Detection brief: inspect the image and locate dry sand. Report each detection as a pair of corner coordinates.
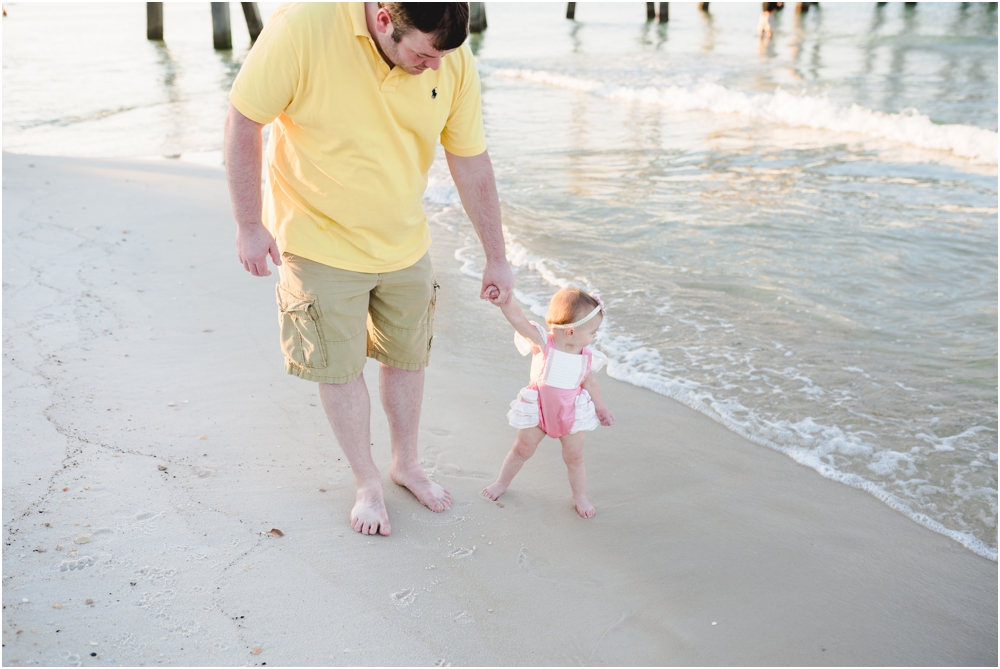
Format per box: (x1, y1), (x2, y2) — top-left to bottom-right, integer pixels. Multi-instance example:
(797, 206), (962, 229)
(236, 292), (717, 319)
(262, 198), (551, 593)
(2, 153), (996, 666)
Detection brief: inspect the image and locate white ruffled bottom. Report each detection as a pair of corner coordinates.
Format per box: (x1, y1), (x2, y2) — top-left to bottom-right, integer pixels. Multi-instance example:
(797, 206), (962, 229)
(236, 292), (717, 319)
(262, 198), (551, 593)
(570, 389), (600, 434)
(506, 387), (599, 435)
(507, 388), (540, 429)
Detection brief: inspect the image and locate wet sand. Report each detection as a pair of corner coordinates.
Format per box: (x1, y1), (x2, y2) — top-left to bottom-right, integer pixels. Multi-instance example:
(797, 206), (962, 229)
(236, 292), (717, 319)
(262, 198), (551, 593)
(2, 153), (996, 666)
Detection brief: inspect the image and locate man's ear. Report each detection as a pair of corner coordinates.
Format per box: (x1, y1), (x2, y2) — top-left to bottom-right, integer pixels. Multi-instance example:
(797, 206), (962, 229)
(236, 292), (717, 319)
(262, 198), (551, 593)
(375, 7), (392, 34)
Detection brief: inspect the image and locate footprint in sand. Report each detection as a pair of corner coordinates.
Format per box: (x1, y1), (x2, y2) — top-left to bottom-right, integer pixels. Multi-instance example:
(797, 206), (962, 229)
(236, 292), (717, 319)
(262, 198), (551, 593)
(517, 546), (531, 571)
(451, 611), (474, 625)
(390, 588), (417, 611)
(410, 512), (465, 526)
(57, 651), (82, 667)
(447, 547), (475, 559)
(57, 555), (95, 572)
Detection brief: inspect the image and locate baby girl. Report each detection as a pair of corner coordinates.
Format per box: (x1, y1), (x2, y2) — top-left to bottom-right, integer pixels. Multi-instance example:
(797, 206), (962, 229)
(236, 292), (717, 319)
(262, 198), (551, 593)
(482, 288), (615, 518)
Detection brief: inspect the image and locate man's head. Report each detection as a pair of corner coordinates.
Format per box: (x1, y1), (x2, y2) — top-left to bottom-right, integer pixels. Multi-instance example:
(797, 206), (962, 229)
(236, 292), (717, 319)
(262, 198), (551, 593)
(371, 3), (470, 75)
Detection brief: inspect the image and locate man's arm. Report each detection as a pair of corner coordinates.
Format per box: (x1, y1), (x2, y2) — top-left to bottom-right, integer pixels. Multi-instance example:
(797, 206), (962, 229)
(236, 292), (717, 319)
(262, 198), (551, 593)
(224, 103), (281, 277)
(445, 149), (514, 304)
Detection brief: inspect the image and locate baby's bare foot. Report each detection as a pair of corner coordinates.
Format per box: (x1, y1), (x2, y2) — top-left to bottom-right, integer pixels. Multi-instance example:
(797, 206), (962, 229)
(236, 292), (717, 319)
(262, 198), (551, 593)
(481, 481), (508, 501)
(574, 496), (595, 519)
(390, 465), (452, 512)
(351, 485), (391, 535)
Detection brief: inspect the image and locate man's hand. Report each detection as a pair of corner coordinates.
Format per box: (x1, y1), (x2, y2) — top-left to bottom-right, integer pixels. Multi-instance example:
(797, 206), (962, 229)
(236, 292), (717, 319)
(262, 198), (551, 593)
(237, 222), (282, 277)
(482, 259), (514, 304)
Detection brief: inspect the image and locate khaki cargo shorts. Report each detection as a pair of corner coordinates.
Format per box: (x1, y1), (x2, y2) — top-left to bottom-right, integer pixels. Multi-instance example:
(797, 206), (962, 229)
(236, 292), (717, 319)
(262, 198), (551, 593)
(275, 252), (438, 384)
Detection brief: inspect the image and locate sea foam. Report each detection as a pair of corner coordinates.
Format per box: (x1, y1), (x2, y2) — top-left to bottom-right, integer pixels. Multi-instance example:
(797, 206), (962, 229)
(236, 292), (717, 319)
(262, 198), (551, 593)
(491, 68), (998, 164)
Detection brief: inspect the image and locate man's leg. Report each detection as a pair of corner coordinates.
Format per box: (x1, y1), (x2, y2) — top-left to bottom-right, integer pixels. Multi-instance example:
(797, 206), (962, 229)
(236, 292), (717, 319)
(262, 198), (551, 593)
(381, 363), (452, 512)
(319, 375), (391, 536)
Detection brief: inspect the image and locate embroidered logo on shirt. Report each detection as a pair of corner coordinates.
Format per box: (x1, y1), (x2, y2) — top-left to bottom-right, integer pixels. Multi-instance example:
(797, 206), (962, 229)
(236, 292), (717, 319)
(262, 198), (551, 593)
(431, 88), (438, 99)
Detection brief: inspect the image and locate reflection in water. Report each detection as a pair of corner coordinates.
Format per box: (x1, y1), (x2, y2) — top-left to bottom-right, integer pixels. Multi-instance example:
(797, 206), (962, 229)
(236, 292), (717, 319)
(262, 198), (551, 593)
(653, 22), (668, 51)
(216, 48), (245, 94)
(469, 32), (484, 57)
(804, 7), (823, 81)
(569, 20), (583, 54)
(861, 4), (884, 78)
(153, 42), (183, 157)
(699, 9), (715, 53)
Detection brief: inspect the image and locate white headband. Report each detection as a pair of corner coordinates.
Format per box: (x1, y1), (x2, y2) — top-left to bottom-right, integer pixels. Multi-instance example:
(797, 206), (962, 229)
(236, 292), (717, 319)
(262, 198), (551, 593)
(550, 294), (605, 330)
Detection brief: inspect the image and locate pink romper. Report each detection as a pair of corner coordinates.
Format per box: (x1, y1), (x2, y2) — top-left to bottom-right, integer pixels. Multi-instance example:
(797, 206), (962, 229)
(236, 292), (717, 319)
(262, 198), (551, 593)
(507, 322), (608, 439)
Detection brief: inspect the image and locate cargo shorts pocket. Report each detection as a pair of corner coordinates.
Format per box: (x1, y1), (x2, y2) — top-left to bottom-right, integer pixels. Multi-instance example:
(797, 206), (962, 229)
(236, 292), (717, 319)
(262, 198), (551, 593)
(276, 283), (327, 370)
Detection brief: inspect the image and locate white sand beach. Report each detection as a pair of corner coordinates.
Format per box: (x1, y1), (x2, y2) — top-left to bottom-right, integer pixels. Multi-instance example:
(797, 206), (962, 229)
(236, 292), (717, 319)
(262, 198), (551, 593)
(2, 153), (996, 666)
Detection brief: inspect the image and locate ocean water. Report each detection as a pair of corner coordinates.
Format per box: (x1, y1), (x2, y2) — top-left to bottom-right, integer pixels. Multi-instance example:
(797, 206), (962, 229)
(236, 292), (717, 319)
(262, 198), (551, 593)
(3, 2), (997, 559)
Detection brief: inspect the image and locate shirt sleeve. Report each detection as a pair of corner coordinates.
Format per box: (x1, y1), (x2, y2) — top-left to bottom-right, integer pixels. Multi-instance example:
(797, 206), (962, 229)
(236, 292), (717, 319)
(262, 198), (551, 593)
(229, 12), (299, 124)
(439, 44), (487, 157)
(590, 349), (609, 374)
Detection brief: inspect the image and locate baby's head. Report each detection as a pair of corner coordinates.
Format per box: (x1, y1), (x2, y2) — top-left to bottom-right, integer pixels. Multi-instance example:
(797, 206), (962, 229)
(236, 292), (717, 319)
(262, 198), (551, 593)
(546, 288), (604, 346)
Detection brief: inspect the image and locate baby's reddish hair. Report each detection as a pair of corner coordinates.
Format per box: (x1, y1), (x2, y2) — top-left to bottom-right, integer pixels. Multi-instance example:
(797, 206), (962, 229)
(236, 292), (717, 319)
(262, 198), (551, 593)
(546, 288), (600, 326)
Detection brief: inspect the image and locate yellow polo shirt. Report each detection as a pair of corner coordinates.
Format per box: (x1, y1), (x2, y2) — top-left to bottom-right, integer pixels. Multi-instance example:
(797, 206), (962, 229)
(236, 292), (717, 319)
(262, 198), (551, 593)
(230, 2), (486, 273)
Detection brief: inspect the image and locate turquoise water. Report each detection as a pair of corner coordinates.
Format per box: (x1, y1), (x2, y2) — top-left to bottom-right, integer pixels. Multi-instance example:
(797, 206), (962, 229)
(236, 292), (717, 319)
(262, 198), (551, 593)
(3, 2), (997, 559)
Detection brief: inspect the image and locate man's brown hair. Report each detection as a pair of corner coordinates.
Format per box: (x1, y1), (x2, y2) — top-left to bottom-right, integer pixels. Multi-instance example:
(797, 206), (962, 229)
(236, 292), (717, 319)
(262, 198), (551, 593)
(546, 288), (600, 326)
(382, 3), (470, 51)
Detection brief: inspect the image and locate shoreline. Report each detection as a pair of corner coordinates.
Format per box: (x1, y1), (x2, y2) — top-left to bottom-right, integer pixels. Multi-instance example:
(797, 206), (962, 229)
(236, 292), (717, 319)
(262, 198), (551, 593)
(3, 153), (996, 666)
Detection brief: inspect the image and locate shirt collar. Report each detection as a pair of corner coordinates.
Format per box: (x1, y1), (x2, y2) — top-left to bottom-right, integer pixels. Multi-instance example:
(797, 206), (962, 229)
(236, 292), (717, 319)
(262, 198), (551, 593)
(350, 2), (372, 39)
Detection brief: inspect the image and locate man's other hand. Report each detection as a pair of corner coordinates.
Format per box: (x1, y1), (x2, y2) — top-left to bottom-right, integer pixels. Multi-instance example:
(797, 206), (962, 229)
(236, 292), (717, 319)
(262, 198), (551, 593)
(237, 222), (282, 277)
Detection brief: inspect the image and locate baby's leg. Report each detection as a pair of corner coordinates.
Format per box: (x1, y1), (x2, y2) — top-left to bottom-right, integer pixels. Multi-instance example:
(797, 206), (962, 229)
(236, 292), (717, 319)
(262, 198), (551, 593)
(560, 432), (594, 518)
(482, 427), (545, 501)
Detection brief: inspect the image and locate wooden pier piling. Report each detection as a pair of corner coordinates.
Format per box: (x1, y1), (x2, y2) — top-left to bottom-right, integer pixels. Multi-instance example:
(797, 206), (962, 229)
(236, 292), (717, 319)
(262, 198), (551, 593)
(146, 2), (163, 41)
(211, 2), (232, 50)
(698, 2), (710, 12)
(660, 3), (670, 22)
(241, 2), (263, 42)
(566, 2), (576, 20)
(145, 2), (263, 47)
(469, 2), (487, 32)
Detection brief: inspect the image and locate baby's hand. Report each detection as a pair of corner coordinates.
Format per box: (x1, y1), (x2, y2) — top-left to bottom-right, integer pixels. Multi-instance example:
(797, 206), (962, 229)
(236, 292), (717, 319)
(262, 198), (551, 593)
(485, 284), (501, 303)
(597, 408), (615, 427)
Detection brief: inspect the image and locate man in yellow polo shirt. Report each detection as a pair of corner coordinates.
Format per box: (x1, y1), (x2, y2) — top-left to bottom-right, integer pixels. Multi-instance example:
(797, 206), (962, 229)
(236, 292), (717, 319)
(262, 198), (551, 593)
(224, 3), (513, 537)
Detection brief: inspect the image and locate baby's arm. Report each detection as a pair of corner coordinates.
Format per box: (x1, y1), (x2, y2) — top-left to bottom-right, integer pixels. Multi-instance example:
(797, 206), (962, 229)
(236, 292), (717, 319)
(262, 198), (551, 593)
(583, 372), (615, 426)
(494, 296), (545, 351)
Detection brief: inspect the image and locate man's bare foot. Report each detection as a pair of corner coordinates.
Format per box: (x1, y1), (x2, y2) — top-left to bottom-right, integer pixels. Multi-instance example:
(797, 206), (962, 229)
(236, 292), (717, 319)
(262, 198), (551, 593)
(351, 485), (391, 535)
(481, 481), (508, 501)
(574, 496), (595, 519)
(390, 465), (452, 512)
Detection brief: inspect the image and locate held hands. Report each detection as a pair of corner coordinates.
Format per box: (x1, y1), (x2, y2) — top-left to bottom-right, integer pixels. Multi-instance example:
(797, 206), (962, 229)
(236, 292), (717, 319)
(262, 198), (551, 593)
(597, 408), (615, 427)
(481, 259), (514, 305)
(237, 222), (282, 277)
